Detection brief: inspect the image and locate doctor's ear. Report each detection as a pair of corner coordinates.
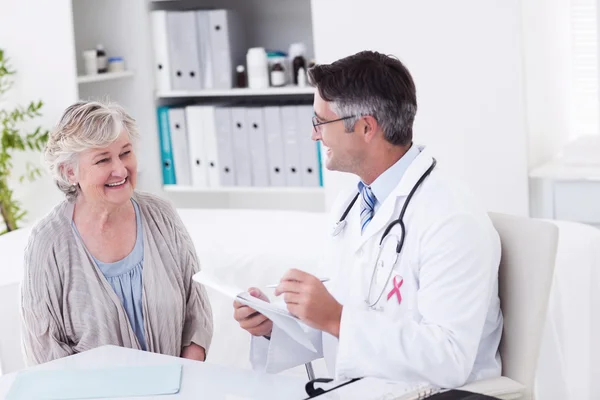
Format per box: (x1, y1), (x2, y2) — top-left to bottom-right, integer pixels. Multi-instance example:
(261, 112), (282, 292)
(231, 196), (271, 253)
(359, 115), (379, 143)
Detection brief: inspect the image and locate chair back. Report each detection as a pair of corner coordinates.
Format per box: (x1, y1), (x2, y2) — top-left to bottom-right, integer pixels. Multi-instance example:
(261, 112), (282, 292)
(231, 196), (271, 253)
(489, 212), (559, 400)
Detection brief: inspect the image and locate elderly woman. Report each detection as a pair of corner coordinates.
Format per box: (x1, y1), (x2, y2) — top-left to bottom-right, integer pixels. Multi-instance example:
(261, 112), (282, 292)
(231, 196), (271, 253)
(21, 100), (213, 365)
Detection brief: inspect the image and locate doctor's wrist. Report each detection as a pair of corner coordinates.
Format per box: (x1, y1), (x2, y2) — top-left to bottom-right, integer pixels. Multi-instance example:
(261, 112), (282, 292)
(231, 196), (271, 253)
(326, 304), (343, 338)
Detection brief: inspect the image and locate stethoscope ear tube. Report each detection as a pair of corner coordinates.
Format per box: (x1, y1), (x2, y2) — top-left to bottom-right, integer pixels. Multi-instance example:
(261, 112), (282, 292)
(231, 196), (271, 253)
(380, 158), (437, 249)
(332, 157), (437, 243)
(330, 193), (359, 237)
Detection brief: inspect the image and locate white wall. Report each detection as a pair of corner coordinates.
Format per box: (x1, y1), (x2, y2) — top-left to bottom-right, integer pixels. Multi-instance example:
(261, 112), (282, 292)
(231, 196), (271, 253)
(0, 0), (578, 221)
(0, 0), (78, 371)
(312, 0), (531, 216)
(72, 0), (165, 197)
(522, 0), (573, 169)
(0, 0), (78, 226)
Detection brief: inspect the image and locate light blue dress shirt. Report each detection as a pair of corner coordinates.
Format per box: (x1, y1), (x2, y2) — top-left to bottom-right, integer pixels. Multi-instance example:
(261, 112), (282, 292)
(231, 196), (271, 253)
(357, 143), (421, 214)
(72, 199), (147, 351)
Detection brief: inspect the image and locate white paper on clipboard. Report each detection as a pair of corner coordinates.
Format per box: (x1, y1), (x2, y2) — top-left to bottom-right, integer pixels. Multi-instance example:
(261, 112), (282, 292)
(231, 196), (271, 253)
(193, 271), (316, 352)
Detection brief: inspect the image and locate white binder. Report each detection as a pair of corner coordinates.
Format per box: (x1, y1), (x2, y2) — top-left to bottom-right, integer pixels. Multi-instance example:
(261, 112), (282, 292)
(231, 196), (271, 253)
(195, 10), (213, 89)
(207, 10), (244, 89)
(263, 106), (286, 186)
(213, 107), (236, 186)
(281, 105), (302, 186)
(296, 105), (321, 187)
(150, 11), (172, 92)
(230, 107), (253, 186)
(245, 107), (270, 187)
(200, 106), (225, 187)
(167, 108), (191, 186)
(184, 106), (209, 187)
(166, 11), (202, 91)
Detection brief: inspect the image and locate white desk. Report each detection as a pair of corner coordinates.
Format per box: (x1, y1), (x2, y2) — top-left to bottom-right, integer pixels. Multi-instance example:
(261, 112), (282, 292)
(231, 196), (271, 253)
(0, 345), (309, 399)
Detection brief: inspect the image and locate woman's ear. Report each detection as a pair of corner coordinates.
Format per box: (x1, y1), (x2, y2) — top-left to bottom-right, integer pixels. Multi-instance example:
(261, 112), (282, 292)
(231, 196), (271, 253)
(61, 164), (77, 185)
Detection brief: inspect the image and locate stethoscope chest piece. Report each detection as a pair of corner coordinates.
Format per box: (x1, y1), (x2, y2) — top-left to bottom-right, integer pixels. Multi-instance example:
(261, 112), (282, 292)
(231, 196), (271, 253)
(331, 220), (347, 237)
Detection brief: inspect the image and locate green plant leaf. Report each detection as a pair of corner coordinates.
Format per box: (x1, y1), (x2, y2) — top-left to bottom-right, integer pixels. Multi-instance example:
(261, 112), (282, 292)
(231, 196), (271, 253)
(0, 48), (47, 235)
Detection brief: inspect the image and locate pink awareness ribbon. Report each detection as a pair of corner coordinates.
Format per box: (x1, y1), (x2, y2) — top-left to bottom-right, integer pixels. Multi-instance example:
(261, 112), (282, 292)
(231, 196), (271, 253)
(387, 276), (403, 304)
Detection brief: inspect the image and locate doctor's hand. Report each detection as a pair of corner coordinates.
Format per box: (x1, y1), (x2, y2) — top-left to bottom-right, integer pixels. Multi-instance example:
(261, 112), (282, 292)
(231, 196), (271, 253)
(275, 269), (342, 338)
(233, 288), (273, 338)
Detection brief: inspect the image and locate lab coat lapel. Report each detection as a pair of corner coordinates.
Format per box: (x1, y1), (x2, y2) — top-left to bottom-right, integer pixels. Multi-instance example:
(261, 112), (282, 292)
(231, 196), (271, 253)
(351, 150), (435, 254)
(333, 188), (363, 256)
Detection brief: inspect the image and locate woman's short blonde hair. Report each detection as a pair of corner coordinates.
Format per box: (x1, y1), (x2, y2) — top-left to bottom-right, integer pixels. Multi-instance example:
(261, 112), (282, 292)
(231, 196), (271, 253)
(44, 100), (140, 201)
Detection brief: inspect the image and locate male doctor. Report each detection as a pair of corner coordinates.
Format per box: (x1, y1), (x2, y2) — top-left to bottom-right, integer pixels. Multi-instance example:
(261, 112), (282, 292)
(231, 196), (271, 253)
(233, 50), (503, 389)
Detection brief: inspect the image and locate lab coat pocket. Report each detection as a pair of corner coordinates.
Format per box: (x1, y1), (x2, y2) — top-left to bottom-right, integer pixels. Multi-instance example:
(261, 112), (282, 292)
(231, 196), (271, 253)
(381, 259), (419, 314)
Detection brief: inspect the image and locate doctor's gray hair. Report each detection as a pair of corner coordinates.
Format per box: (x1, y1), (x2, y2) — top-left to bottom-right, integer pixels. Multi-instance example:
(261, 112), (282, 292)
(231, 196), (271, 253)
(43, 100), (140, 201)
(307, 51), (417, 146)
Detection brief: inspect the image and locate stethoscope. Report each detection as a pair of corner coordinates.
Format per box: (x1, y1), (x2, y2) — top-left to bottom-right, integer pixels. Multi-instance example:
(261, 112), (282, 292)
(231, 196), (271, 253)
(331, 158), (437, 310)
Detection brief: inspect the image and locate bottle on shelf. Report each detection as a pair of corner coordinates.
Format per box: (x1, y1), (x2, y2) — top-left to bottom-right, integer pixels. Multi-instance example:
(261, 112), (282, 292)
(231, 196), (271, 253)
(246, 47), (269, 89)
(288, 43), (307, 85)
(236, 65), (247, 88)
(267, 51), (288, 87)
(83, 49), (98, 76)
(270, 62), (286, 87)
(108, 57), (126, 73)
(96, 44), (108, 73)
(297, 67), (307, 87)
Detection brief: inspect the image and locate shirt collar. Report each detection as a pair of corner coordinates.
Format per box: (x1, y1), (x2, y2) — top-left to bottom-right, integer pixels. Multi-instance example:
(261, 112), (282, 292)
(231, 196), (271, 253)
(358, 143), (421, 206)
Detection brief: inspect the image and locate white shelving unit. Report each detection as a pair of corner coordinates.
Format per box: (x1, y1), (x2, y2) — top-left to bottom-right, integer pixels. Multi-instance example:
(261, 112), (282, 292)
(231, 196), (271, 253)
(149, 0), (324, 212)
(70, 0), (156, 190)
(68, 0), (325, 213)
(77, 71), (134, 84)
(163, 185), (324, 194)
(156, 86), (315, 99)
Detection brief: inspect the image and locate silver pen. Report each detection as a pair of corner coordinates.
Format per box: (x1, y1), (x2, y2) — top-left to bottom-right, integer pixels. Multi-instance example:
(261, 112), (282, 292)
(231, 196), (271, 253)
(265, 278), (330, 289)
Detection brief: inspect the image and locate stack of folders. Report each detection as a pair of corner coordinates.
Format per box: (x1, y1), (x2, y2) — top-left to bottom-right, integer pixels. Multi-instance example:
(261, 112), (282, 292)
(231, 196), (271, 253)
(156, 104), (323, 188)
(151, 9), (244, 91)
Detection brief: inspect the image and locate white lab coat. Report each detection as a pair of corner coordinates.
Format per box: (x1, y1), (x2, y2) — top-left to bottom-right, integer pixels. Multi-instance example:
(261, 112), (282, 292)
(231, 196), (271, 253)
(250, 146), (503, 389)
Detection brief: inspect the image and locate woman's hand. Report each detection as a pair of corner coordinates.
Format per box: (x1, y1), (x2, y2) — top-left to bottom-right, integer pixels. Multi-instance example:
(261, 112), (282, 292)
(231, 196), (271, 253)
(181, 342), (206, 361)
(233, 287), (273, 337)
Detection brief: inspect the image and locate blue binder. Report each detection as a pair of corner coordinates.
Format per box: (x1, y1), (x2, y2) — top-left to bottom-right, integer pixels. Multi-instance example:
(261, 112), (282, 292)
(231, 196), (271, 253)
(157, 106), (177, 185)
(316, 141), (324, 187)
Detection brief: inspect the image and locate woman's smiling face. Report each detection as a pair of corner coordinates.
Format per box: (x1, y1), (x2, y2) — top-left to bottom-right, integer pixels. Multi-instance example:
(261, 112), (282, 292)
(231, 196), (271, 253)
(74, 130), (138, 207)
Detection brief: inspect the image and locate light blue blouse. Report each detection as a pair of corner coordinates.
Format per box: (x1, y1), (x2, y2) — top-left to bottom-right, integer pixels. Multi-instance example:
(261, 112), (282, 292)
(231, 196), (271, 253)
(72, 199), (147, 351)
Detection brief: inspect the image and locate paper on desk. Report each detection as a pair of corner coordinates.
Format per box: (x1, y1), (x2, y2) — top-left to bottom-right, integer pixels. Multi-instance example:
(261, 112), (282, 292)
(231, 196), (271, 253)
(5, 364), (182, 400)
(193, 271), (316, 352)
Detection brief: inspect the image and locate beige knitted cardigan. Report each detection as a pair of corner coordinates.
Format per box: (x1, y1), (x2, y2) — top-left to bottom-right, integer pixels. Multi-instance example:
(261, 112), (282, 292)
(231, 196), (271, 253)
(20, 191), (213, 365)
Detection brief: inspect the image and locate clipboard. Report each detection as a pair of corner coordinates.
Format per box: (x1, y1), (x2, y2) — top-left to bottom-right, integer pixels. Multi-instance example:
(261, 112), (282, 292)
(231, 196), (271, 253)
(193, 271), (318, 352)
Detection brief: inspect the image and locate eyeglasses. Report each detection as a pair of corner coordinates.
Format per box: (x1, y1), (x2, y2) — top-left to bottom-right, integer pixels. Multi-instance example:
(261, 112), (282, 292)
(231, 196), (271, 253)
(312, 115), (355, 133)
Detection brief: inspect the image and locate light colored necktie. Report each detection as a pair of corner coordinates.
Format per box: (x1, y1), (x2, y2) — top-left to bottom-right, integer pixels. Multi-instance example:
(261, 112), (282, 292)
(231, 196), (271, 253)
(360, 185), (376, 234)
